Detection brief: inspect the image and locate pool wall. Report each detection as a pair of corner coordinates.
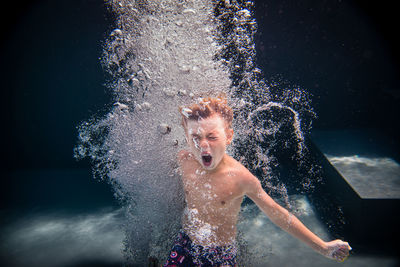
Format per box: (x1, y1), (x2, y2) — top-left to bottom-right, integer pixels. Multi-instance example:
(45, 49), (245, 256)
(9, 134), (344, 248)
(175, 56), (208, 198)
(306, 138), (400, 256)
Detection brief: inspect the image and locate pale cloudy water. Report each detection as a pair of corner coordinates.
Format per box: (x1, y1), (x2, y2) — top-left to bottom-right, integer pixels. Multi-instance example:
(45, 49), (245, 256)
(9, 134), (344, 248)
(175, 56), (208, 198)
(2, 0), (399, 266)
(1, 209), (125, 267)
(238, 196), (399, 267)
(2, 197), (398, 267)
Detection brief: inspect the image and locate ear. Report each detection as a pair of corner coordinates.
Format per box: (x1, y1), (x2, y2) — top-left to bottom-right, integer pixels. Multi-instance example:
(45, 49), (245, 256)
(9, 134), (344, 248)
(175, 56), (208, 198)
(226, 128), (234, 145)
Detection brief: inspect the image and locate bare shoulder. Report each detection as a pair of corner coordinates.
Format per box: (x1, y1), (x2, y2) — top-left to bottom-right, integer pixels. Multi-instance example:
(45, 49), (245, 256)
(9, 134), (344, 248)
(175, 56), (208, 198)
(227, 156), (262, 194)
(227, 157), (260, 182)
(177, 149), (190, 161)
(177, 149), (196, 168)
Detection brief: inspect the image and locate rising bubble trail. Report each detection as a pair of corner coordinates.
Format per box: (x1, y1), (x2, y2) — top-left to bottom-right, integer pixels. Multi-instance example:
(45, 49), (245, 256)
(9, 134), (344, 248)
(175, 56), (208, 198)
(74, 0), (316, 265)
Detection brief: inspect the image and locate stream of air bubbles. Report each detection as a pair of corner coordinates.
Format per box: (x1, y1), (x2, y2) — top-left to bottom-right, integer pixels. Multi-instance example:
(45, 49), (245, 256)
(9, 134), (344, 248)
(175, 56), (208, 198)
(75, 0), (316, 264)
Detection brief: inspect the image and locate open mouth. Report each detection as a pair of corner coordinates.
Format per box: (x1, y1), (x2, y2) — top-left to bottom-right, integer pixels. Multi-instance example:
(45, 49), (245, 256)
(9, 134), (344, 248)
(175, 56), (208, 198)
(201, 154), (213, 167)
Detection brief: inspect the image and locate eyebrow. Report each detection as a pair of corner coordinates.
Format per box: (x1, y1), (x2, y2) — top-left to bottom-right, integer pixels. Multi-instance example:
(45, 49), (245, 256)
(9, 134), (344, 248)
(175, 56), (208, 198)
(190, 132), (217, 137)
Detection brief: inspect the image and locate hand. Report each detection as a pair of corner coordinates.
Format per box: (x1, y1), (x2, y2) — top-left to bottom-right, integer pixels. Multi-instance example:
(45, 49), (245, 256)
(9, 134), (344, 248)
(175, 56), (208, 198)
(323, 239), (352, 262)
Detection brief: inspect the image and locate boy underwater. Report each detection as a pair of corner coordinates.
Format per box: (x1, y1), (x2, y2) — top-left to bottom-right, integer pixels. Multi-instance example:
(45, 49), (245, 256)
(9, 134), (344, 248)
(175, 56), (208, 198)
(164, 96), (351, 266)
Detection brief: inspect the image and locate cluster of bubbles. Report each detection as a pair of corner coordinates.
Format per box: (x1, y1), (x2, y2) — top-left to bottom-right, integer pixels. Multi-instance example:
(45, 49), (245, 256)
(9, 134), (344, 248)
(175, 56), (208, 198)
(74, 0), (317, 265)
(210, 0), (317, 198)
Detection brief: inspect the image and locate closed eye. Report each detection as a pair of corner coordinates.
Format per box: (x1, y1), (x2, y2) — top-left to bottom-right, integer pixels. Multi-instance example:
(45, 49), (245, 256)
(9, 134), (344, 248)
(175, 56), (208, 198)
(191, 135), (201, 142)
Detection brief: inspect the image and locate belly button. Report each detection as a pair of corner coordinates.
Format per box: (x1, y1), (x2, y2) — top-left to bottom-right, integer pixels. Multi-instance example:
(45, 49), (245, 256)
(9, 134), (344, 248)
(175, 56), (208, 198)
(221, 201), (225, 205)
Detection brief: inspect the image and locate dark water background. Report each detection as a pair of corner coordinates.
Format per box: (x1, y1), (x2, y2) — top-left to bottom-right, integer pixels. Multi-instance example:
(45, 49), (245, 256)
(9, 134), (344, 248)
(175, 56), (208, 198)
(2, 0), (117, 213)
(1, 0), (399, 265)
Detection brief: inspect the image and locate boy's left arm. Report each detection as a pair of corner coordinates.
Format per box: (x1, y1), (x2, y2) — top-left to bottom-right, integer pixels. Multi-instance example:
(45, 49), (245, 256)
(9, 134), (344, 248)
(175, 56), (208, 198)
(243, 171), (351, 262)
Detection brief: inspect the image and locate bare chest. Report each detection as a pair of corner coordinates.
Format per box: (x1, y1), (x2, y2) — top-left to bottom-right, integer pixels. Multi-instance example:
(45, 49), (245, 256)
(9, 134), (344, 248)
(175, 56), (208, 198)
(183, 172), (242, 209)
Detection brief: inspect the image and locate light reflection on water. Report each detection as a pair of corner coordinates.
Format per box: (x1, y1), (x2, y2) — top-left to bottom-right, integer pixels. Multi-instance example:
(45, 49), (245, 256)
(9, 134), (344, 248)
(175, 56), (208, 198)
(2, 197), (398, 267)
(1, 209), (124, 267)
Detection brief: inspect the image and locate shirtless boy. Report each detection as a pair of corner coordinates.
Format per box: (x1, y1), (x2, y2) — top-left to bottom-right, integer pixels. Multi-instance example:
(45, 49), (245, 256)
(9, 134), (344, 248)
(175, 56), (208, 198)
(164, 96), (351, 266)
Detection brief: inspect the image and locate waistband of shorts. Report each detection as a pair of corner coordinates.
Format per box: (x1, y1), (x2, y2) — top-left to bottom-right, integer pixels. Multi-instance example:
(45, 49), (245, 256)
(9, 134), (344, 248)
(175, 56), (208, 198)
(178, 230), (237, 251)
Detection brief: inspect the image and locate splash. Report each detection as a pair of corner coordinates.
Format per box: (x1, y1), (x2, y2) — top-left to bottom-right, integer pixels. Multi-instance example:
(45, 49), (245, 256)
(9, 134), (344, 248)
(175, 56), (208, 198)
(248, 102), (305, 155)
(74, 0), (316, 265)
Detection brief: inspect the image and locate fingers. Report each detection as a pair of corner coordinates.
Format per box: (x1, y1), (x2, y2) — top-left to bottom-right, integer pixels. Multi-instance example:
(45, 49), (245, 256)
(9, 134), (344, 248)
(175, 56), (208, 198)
(341, 241), (352, 250)
(336, 240), (352, 253)
(334, 243), (352, 262)
(332, 250), (348, 262)
(334, 249), (348, 258)
(335, 255), (348, 263)
(327, 240), (352, 262)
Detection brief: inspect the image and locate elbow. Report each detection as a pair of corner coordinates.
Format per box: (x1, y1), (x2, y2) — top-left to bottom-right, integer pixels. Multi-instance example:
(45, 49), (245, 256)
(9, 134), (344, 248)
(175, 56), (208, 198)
(267, 204), (293, 230)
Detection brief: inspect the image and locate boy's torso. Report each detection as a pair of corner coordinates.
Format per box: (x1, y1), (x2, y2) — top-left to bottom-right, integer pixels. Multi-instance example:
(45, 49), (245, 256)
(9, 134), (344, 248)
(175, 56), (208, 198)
(179, 151), (247, 246)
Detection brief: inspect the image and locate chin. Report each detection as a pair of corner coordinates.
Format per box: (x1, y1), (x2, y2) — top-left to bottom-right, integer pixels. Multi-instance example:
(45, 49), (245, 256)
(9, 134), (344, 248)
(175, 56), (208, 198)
(203, 164), (215, 170)
(204, 159), (221, 171)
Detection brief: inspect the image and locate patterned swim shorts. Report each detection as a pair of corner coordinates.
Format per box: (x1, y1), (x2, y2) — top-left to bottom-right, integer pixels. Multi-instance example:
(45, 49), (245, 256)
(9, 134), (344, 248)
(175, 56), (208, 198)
(163, 230), (238, 267)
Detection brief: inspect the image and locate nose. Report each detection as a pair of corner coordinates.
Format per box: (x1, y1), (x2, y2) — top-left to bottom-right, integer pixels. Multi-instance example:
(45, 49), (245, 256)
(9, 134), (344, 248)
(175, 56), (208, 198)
(199, 138), (209, 151)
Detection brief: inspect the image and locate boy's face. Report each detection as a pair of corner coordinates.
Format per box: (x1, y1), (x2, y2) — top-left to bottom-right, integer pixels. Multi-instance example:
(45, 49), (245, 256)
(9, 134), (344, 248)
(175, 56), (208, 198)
(185, 114), (233, 171)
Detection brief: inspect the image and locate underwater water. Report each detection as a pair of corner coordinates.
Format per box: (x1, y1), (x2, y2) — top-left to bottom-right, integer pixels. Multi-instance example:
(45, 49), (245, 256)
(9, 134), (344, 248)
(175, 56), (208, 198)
(73, 0), (317, 264)
(2, 0), (399, 266)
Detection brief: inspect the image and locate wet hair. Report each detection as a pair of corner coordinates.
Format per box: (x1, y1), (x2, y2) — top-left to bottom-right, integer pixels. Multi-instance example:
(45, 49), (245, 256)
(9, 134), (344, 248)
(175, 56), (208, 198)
(179, 94), (233, 129)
